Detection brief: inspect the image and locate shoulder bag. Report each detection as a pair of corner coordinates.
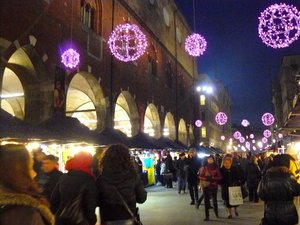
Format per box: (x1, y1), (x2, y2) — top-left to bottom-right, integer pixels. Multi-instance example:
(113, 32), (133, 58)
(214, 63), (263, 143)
(58, 184), (89, 225)
(103, 186), (143, 225)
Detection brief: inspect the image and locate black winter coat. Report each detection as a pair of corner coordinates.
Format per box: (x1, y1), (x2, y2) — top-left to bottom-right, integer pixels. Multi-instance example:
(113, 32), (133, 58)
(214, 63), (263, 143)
(96, 170), (147, 222)
(186, 156), (201, 185)
(258, 166), (300, 225)
(50, 170), (97, 225)
(42, 169), (63, 201)
(245, 163), (261, 188)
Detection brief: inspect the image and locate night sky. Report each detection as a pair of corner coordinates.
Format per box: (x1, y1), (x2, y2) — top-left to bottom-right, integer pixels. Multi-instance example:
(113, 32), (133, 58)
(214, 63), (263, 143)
(174, 0), (300, 127)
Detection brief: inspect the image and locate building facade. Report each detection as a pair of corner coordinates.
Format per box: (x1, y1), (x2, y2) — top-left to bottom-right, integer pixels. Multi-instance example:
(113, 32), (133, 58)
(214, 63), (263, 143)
(196, 74), (231, 150)
(0, 0), (202, 145)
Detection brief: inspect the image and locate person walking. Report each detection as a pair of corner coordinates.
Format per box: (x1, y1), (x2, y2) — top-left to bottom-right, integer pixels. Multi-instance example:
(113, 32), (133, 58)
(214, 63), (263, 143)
(50, 151), (97, 225)
(0, 144), (54, 225)
(41, 155), (63, 202)
(245, 155), (261, 203)
(186, 149), (201, 205)
(219, 155), (244, 219)
(258, 154), (300, 225)
(177, 153), (187, 194)
(199, 155), (222, 221)
(96, 144), (147, 224)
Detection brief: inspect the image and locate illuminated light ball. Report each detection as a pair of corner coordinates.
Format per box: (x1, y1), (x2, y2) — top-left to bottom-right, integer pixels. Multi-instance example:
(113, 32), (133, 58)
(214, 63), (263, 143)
(245, 141), (251, 149)
(184, 33), (207, 57)
(258, 3), (300, 49)
(263, 129), (272, 138)
(239, 137), (245, 143)
(262, 137), (268, 144)
(215, 112), (228, 125)
(253, 146), (257, 151)
(278, 133), (283, 139)
(221, 135), (226, 141)
(241, 119), (250, 127)
(252, 140), (256, 144)
(108, 23), (148, 62)
(250, 134), (254, 139)
(261, 113), (275, 126)
(233, 131), (242, 139)
(195, 119), (203, 128)
(61, 48), (80, 69)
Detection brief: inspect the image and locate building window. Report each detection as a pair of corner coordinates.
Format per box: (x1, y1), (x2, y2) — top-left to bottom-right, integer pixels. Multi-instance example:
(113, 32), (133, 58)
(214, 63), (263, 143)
(200, 95), (205, 105)
(80, 0), (95, 30)
(201, 127), (206, 138)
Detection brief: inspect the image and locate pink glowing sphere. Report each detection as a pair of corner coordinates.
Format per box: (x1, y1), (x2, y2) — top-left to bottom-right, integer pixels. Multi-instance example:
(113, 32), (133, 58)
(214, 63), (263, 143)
(184, 33), (207, 57)
(250, 134), (254, 139)
(278, 133), (283, 139)
(239, 137), (245, 143)
(61, 48), (80, 69)
(108, 23), (148, 62)
(261, 113), (275, 126)
(241, 119), (250, 127)
(258, 3), (300, 49)
(215, 112), (228, 125)
(233, 131), (242, 139)
(195, 119), (203, 128)
(245, 141), (251, 149)
(262, 137), (268, 144)
(221, 135), (225, 141)
(263, 129), (272, 138)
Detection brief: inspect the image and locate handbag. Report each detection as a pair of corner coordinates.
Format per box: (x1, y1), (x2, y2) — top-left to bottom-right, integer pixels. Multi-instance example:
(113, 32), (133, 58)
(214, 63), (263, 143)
(228, 186), (243, 206)
(105, 186), (143, 225)
(58, 184), (89, 225)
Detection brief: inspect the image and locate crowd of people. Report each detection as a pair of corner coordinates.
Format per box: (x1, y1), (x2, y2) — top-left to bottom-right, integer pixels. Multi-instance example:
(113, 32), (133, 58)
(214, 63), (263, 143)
(0, 144), (147, 225)
(155, 149), (300, 224)
(2, 143), (300, 225)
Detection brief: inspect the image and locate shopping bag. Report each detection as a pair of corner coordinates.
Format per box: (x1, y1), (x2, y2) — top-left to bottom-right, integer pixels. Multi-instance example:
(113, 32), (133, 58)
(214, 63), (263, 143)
(228, 186), (243, 206)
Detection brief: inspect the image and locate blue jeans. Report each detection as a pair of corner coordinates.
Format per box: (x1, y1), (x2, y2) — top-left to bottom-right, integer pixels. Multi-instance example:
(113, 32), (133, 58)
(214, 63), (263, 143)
(178, 176), (186, 193)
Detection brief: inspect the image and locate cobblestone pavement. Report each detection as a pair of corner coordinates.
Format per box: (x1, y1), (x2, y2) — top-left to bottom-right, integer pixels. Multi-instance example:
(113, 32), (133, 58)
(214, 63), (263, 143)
(138, 185), (266, 225)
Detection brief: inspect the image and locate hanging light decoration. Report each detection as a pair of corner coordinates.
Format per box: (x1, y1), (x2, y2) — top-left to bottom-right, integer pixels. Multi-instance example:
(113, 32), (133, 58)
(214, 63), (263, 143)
(263, 129), (272, 138)
(249, 134), (254, 139)
(195, 119), (203, 128)
(108, 23), (148, 62)
(184, 33), (207, 56)
(261, 113), (275, 126)
(233, 131), (242, 139)
(258, 3), (300, 48)
(221, 135), (225, 141)
(61, 48), (80, 69)
(278, 133), (283, 139)
(215, 112), (228, 125)
(245, 141), (251, 149)
(262, 137), (268, 144)
(241, 119), (250, 127)
(239, 137), (245, 143)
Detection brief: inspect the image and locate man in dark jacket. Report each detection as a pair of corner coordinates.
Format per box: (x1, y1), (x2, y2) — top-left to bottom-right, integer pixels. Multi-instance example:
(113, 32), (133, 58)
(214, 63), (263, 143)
(186, 149), (201, 205)
(41, 155), (63, 201)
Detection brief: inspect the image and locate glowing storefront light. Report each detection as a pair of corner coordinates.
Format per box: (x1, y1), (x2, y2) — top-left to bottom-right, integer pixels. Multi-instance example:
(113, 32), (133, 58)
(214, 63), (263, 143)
(108, 23), (148, 62)
(258, 3), (300, 48)
(184, 33), (207, 56)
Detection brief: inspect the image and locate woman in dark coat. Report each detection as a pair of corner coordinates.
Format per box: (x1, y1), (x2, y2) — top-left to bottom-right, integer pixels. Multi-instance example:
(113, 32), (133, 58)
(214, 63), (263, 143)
(245, 155), (261, 202)
(0, 144), (54, 225)
(220, 155), (244, 219)
(199, 155), (222, 221)
(258, 154), (300, 225)
(51, 151), (97, 225)
(96, 144), (147, 224)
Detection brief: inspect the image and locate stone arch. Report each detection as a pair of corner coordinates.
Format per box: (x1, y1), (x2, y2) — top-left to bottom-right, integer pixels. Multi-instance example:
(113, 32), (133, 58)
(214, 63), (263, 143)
(144, 103), (161, 139)
(178, 118), (187, 145)
(1, 44), (51, 123)
(163, 112), (176, 140)
(114, 91), (139, 137)
(66, 71), (106, 130)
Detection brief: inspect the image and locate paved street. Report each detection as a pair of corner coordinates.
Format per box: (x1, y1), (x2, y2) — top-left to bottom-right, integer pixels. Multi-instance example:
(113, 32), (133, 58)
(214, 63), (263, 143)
(138, 185), (270, 225)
